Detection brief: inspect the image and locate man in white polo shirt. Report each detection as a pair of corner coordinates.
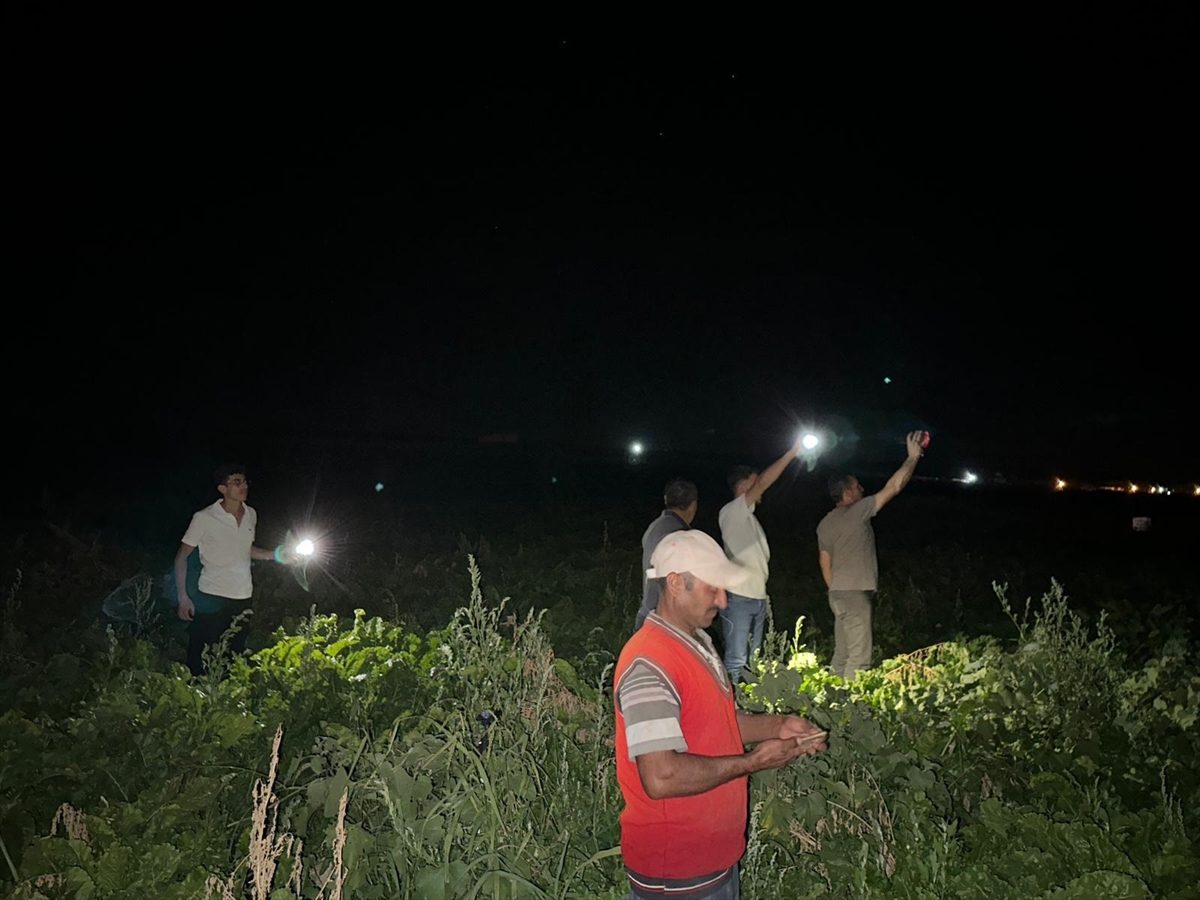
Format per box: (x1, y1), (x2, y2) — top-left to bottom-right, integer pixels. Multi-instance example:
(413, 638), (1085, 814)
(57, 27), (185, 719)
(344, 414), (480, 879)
(174, 464), (281, 675)
(717, 436), (805, 683)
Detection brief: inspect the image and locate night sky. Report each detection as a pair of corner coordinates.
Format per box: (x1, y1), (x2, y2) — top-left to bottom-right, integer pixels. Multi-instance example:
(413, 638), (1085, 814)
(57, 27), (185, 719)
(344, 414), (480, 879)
(8, 10), (1196, 508)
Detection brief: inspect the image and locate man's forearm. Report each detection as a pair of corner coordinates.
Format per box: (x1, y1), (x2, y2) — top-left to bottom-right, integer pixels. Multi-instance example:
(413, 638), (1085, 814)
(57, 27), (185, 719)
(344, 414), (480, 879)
(174, 556), (190, 601)
(820, 558), (832, 589)
(250, 545), (276, 562)
(640, 751), (755, 799)
(885, 455), (920, 495)
(757, 444), (800, 494)
(737, 712), (784, 744)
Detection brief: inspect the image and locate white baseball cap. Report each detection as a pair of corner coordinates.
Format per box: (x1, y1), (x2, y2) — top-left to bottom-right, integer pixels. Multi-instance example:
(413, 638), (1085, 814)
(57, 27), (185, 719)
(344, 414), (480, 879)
(647, 530), (750, 591)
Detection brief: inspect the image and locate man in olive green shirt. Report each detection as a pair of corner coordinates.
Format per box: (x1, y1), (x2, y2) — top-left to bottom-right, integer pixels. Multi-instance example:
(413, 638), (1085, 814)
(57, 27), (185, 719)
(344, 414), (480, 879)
(817, 432), (924, 679)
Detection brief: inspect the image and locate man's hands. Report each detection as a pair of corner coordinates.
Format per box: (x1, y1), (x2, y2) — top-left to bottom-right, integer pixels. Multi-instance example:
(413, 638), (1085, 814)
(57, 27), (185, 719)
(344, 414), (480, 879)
(636, 713), (829, 799)
(779, 715), (828, 754)
(177, 594), (195, 621)
(905, 430), (925, 460)
(744, 715), (828, 772)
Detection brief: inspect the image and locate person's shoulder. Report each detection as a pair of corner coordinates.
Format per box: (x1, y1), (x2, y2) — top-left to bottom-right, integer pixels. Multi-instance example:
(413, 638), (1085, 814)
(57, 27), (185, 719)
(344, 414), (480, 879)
(718, 496), (745, 519)
(193, 501), (220, 520)
(642, 512), (669, 542)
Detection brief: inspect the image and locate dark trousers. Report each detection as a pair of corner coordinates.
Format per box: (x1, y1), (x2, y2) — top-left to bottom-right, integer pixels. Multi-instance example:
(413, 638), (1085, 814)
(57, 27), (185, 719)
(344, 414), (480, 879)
(186, 598), (251, 676)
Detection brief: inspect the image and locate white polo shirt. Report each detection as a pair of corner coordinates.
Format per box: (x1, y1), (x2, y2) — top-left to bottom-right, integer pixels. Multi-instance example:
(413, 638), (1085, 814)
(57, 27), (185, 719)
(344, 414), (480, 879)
(718, 495), (770, 600)
(182, 500), (258, 600)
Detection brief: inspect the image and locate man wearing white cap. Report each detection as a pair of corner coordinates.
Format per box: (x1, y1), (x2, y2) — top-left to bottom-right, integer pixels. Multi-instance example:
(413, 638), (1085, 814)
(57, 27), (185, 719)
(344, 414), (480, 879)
(614, 530), (827, 900)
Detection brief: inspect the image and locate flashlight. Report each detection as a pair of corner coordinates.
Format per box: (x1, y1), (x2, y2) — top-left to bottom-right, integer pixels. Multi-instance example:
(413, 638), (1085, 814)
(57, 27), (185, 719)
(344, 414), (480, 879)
(296, 539), (316, 557)
(801, 433), (819, 450)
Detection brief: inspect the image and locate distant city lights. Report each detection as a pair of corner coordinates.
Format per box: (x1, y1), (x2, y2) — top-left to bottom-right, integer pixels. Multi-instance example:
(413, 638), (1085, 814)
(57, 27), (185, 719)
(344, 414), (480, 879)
(613, 429), (1194, 498)
(1050, 479), (1196, 496)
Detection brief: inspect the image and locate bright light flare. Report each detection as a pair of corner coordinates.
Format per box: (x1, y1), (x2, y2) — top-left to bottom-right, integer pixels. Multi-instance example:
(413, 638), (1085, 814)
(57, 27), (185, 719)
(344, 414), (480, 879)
(963, 471), (979, 485)
(801, 433), (819, 451)
(1194, 485), (1200, 497)
(1054, 478), (1067, 491)
(1129, 483), (1139, 494)
(629, 441), (644, 456)
(296, 539), (316, 557)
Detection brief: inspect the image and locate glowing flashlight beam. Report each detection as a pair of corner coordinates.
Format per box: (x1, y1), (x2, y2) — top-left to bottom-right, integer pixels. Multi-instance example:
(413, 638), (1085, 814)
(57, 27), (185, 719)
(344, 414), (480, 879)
(801, 433), (819, 450)
(296, 539), (316, 557)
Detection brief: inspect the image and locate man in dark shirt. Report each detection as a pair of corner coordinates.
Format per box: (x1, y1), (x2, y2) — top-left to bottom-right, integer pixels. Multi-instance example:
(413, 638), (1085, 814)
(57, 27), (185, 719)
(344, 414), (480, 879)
(635, 478), (698, 631)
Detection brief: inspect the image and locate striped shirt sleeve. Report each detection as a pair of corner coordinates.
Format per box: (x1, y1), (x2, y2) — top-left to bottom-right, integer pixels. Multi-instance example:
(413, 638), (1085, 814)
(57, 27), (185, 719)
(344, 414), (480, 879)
(617, 658), (687, 760)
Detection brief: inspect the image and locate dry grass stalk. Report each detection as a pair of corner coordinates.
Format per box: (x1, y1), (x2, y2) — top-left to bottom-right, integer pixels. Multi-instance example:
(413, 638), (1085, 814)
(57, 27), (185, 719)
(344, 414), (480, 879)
(795, 730), (828, 747)
(50, 803), (89, 844)
(203, 874), (238, 900)
(330, 787), (348, 900)
(290, 838), (305, 896)
(248, 724), (296, 900)
(788, 819), (821, 853)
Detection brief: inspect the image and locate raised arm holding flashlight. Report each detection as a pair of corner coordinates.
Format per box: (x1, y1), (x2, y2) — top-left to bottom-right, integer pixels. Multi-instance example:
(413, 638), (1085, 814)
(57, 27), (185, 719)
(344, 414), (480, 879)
(817, 430), (926, 679)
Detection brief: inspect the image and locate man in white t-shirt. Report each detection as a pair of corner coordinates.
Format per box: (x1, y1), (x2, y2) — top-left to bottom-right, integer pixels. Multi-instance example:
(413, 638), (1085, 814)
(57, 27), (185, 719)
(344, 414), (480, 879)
(717, 437), (804, 682)
(174, 464), (283, 675)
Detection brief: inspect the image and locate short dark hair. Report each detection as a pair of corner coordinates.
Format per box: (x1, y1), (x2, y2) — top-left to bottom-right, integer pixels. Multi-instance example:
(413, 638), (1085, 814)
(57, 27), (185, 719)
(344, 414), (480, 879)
(727, 466), (758, 494)
(828, 475), (855, 502)
(663, 478), (698, 510)
(214, 463), (248, 487)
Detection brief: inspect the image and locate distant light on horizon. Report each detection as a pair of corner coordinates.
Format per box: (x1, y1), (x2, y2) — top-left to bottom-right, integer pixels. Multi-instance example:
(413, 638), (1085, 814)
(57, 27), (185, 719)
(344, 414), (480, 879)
(374, 482), (384, 493)
(630, 441), (644, 456)
(1129, 483), (1139, 494)
(883, 376), (892, 384)
(1055, 478), (1067, 491)
(963, 471), (979, 485)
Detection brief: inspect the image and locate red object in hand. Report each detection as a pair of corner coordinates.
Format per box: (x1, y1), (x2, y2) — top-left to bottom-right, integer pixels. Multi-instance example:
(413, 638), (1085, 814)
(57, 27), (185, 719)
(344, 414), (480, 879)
(920, 431), (931, 449)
